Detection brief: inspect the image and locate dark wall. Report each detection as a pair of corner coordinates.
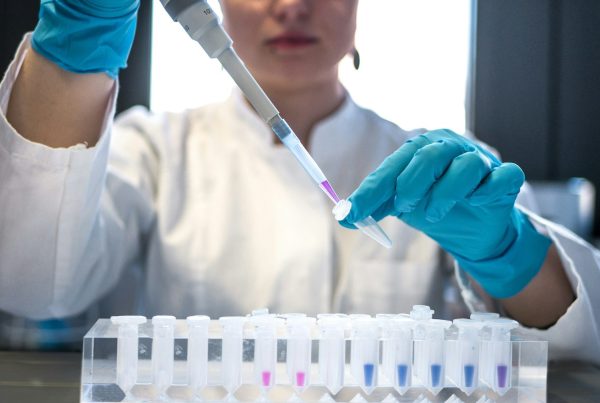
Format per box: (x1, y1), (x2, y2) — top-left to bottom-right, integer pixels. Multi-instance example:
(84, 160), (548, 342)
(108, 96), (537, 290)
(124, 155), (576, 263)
(0, 0), (152, 114)
(474, 0), (600, 235)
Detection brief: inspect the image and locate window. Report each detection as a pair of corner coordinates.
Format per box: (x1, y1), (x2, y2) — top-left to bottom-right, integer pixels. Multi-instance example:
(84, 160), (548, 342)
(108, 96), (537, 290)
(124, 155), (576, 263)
(151, 0), (472, 133)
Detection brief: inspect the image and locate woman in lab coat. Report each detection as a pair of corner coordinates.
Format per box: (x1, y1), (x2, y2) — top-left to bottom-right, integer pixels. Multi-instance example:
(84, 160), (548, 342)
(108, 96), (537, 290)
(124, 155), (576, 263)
(0, 0), (597, 362)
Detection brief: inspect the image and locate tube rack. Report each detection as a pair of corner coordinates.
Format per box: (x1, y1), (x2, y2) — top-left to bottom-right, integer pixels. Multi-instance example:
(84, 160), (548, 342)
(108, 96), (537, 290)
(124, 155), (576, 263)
(80, 307), (547, 402)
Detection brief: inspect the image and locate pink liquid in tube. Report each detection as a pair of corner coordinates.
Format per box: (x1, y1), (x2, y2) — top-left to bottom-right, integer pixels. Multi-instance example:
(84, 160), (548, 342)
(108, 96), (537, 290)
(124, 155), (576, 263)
(261, 370), (272, 387)
(296, 371), (306, 387)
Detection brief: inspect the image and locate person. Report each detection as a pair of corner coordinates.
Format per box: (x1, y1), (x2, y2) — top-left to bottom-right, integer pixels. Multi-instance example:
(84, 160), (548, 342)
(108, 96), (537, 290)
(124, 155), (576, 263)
(0, 0), (597, 362)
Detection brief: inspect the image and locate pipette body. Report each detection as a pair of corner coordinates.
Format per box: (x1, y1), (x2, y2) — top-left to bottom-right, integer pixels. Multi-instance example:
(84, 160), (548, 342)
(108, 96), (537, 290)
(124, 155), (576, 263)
(160, 0), (392, 248)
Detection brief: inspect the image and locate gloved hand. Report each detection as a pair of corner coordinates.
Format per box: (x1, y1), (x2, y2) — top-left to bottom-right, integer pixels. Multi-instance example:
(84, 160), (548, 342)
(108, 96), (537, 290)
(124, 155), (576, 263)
(341, 129), (551, 298)
(32, 0), (140, 78)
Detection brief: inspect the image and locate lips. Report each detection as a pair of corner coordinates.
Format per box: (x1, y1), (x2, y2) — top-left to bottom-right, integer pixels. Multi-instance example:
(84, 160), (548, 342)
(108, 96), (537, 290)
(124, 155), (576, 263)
(266, 33), (318, 49)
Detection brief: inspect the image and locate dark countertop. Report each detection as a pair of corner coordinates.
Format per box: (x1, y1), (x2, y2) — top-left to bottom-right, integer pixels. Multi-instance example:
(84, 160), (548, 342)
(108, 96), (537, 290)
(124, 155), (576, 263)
(0, 351), (598, 402)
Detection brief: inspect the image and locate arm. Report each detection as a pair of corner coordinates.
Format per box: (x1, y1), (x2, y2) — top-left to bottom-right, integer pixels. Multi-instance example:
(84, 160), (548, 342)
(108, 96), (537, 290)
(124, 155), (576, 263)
(500, 244), (575, 328)
(6, 47), (112, 148)
(6, 0), (139, 148)
(0, 1), (142, 318)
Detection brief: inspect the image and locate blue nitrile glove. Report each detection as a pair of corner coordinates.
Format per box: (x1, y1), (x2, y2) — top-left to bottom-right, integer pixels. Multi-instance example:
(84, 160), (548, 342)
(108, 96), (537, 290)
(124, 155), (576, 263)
(341, 129), (551, 298)
(32, 0), (140, 79)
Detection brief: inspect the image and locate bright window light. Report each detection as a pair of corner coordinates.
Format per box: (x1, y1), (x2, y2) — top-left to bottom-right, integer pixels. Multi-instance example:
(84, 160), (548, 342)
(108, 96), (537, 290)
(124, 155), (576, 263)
(151, 0), (471, 133)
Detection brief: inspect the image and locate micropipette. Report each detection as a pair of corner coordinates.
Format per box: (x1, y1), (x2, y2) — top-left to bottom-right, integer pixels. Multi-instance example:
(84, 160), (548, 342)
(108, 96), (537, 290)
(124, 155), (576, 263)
(160, 0), (392, 249)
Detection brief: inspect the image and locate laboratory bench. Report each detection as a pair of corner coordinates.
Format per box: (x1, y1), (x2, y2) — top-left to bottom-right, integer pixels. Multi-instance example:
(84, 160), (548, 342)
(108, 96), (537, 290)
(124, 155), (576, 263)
(0, 351), (598, 403)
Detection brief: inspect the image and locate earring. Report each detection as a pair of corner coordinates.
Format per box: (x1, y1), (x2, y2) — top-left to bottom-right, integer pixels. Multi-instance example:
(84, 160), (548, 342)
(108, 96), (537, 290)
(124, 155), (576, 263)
(353, 48), (360, 70)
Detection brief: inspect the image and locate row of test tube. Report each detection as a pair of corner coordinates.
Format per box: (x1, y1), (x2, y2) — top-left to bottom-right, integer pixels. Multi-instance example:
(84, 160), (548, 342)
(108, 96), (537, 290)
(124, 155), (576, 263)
(110, 306), (519, 400)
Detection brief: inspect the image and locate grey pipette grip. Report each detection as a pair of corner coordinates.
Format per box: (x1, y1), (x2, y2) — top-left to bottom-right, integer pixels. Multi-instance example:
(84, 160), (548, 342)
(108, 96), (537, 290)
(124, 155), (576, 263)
(161, 0), (232, 58)
(160, 0), (279, 122)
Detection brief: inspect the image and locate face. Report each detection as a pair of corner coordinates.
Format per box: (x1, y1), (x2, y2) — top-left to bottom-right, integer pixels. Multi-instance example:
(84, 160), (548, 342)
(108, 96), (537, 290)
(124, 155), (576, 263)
(219, 0), (358, 90)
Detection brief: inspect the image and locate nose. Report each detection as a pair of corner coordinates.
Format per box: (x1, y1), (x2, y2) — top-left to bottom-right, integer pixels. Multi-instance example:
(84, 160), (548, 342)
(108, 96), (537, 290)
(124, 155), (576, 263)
(271, 0), (311, 23)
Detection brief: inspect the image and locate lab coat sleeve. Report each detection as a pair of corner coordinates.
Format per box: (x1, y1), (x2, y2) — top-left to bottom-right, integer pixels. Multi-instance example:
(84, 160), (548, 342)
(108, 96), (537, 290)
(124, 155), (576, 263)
(515, 185), (600, 363)
(517, 209), (600, 364)
(0, 34), (156, 319)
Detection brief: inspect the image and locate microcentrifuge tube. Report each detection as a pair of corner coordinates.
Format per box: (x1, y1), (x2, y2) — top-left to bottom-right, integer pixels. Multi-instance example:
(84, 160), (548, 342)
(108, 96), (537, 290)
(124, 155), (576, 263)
(317, 314), (349, 395)
(286, 315), (316, 394)
(453, 319), (485, 395)
(250, 314), (280, 395)
(350, 317), (380, 394)
(219, 316), (246, 398)
(419, 319), (451, 395)
(410, 305), (434, 383)
(470, 312), (500, 384)
(377, 315), (414, 395)
(111, 316), (147, 397)
(152, 315), (176, 397)
(332, 200), (392, 249)
(487, 318), (518, 395)
(186, 315), (210, 394)
(375, 315), (396, 386)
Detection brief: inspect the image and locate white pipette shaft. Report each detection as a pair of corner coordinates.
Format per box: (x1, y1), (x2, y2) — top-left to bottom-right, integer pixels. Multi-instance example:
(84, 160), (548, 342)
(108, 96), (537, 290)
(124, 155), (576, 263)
(161, 0), (392, 248)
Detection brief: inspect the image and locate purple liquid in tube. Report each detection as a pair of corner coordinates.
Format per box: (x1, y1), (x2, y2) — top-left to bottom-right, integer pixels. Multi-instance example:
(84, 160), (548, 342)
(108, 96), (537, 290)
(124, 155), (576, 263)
(497, 365), (508, 388)
(320, 180), (340, 203)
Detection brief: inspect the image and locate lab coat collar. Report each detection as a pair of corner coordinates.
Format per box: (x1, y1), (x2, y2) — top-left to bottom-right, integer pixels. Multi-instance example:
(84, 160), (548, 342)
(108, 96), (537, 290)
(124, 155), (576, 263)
(227, 87), (362, 150)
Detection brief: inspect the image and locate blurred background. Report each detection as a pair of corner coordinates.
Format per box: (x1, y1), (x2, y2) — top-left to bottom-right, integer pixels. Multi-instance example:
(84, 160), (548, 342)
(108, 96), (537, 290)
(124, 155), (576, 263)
(0, 0), (599, 350)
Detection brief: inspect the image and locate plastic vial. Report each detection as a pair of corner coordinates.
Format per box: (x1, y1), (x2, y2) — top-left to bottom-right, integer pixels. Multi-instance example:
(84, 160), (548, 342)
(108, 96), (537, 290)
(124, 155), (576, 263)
(453, 319), (485, 395)
(249, 314), (280, 395)
(486, 318), (518, 395)
(469, 312), (500, 388)
(409, 305), (434, 383)
(186, 315), (210, 394)
(377, 314), (415, 395)
(418, 319), (451, 395)
(376, 314), (397, 387)
(350, 317), (379, 394)
(151, 315), (176, 397)
(219, 316), (246, 398)
(317, 314), (349, 395)
(110, 316), (147, 397)
(286, 315), (316, 394)
(348, 314), (372, 388)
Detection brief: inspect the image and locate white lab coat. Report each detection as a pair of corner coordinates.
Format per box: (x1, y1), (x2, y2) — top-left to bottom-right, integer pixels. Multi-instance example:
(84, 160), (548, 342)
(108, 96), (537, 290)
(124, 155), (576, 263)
(0, 36), (599, 363)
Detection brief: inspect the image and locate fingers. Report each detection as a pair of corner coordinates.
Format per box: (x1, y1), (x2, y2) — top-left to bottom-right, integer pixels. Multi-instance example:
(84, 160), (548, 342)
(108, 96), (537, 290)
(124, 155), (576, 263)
(468, 162), (525, 206)
(342, 129), (499, 226)
(344, 134), (432, 223)
(393, 139), (473, 214)
(424, 150), (492, 222)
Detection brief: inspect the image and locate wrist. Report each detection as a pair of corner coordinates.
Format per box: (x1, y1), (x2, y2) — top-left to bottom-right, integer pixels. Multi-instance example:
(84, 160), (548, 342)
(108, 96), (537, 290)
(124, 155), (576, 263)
(454, 209), (552, 298)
